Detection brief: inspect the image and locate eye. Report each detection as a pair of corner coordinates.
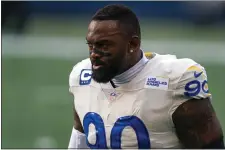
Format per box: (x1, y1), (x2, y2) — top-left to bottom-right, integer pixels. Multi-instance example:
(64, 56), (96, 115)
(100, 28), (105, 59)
(86, 42), (93, 50)
(102, 44), (109, 49)
(97, 43), (110, 50)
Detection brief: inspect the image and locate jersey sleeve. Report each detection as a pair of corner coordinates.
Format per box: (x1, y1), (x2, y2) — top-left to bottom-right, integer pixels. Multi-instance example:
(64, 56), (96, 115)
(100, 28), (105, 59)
(69, 58), (92, 94)
(169, 64), (212, 119)
(69, 63), (80, 94)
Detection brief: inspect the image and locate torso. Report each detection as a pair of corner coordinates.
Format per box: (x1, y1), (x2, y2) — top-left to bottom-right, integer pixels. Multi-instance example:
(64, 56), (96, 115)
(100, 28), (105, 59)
(69, 53), (197, 148)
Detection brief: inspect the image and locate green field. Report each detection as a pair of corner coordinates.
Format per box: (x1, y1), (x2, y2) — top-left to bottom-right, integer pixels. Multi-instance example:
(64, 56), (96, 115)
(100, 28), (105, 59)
(2, 18), (225, 148)
(2, 57), (225, 148)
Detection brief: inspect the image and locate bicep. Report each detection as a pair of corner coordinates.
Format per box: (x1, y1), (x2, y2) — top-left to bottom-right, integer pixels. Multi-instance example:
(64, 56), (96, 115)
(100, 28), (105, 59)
(172, 98), (223, 148)
(69, 64), (84, 133)
(70, 88), (84, 133)
(73, 103), (84, 133)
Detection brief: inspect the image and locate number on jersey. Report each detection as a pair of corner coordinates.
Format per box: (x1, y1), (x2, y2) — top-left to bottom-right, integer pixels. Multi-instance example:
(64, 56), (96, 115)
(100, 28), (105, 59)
(83, 112), (151, 149)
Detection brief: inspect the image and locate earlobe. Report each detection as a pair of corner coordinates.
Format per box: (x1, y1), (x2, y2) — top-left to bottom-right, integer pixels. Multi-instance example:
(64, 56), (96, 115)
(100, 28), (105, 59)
(127, 36), (140, 54)
(126, 42), (132, 54)
(130, 36), (140, 52)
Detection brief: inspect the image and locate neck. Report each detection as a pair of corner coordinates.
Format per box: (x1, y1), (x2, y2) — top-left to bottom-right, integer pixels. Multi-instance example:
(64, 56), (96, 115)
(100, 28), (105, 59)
(112, 50), (149, 85)
(118, 50), (142, 75)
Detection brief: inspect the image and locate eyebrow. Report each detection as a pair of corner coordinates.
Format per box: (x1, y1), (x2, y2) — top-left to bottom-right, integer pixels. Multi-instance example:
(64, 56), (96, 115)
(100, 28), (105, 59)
(85, 31), (124, 42)
(86, 38), (111, 44)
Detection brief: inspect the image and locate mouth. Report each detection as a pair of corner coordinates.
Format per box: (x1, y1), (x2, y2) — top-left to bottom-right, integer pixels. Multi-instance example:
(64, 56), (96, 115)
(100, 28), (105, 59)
(92, 64), (104, 70)
(92, 59), (106, 70)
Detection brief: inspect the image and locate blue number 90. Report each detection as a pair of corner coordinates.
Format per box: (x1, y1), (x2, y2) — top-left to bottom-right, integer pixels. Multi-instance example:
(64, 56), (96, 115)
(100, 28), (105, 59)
(83, 112), (151, 149)
(184, 79), (209, 97)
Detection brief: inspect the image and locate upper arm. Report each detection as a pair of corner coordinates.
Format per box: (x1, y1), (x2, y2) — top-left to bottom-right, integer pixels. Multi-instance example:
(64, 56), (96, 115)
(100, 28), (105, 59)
(69, 62), (84, 133)
(72, 103), (84, 133)
(170, 64), (224, 148)
(172, 97), (223, 148)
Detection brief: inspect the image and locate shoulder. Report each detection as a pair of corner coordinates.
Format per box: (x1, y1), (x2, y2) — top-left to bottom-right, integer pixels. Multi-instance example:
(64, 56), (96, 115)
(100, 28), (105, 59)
(69, 58), (92, 87)
(149, 53), (199, 85)
(173, 62), (210, 99)
(155, 53), (211, 97)
(146, 53), (211, 98)
(157, 54), (197, 75)
(166, 56), (212, 117)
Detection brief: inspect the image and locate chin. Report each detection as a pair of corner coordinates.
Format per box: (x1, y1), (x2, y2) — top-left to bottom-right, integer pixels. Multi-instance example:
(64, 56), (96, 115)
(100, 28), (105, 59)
(92, 77), (111, 83)
(92, 67), (116, 83)
(92, 72), (113, 83)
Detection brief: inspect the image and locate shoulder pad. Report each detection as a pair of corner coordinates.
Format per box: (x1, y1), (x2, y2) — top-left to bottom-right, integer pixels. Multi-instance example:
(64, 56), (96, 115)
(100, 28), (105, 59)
(69, 58), (91, 87)
(151, 54), (198, 88)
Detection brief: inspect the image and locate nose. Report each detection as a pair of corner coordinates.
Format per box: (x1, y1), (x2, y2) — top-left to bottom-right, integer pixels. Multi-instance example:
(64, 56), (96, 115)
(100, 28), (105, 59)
(90, 50), (99, 58)
(90, 49), (102, 59)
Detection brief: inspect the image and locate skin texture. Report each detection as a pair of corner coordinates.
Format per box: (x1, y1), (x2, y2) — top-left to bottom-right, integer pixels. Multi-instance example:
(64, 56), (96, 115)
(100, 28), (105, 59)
(73, 105), (84, 133)
(172, 97), (224, 148)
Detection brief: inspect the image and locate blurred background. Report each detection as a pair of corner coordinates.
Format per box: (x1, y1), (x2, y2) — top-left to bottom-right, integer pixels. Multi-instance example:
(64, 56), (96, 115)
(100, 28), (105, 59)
(2, 1), (225, 148)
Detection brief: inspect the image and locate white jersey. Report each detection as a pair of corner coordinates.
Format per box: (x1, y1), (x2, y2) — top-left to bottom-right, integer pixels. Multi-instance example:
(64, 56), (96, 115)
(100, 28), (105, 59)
(69, 53), (211, 149)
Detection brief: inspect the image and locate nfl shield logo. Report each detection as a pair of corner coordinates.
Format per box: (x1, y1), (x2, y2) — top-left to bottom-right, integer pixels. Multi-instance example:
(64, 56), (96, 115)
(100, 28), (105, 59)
(109, 92), (117, 101)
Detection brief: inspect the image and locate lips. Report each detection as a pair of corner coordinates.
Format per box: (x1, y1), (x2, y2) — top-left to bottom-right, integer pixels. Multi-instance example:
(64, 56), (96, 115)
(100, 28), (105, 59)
(92, 61), (105, 70)
(93, 64), (104, 70)
(92, 59), (106, 70)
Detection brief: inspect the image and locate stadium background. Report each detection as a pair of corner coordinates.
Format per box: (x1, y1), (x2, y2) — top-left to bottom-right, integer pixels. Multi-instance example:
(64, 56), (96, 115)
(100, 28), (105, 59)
(2, 1), (225, 148)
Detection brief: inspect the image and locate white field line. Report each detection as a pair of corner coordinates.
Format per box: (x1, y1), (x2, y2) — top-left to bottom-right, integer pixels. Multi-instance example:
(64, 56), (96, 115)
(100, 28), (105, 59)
(2, 34), (225, 64)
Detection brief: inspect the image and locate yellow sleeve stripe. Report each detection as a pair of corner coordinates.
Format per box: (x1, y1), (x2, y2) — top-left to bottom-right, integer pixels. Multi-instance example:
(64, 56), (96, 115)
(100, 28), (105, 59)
(187, 65), (207, 79)
(144, 52), (152, 59)
(187, 65), (202, 72)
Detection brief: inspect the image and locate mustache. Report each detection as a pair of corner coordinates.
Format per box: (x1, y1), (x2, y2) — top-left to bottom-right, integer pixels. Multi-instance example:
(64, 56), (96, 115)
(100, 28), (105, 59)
(92, 59), (106, 66)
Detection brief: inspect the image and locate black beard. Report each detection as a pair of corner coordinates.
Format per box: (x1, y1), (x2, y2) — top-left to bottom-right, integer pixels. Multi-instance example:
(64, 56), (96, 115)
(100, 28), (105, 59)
(92, 65), (119, 83)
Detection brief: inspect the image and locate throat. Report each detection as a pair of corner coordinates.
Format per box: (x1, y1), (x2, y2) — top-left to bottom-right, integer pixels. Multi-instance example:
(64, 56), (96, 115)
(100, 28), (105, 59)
(112, 51), (149, 85)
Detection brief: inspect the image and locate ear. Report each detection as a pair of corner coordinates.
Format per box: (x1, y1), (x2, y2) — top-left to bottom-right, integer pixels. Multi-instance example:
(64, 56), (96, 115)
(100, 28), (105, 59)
(129, 36), (140, 53)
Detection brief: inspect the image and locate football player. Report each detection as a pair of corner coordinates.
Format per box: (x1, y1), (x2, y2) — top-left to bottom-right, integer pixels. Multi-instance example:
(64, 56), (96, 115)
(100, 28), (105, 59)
(68, 4), (224, 149)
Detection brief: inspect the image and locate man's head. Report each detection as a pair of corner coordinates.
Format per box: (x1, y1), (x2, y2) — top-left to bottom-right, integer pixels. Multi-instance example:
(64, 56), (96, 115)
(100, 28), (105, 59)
(86, 4), (141, 83)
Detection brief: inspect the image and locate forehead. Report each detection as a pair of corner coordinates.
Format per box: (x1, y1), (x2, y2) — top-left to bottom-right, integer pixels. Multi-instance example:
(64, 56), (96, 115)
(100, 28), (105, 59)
(86, 20), (123, 41)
